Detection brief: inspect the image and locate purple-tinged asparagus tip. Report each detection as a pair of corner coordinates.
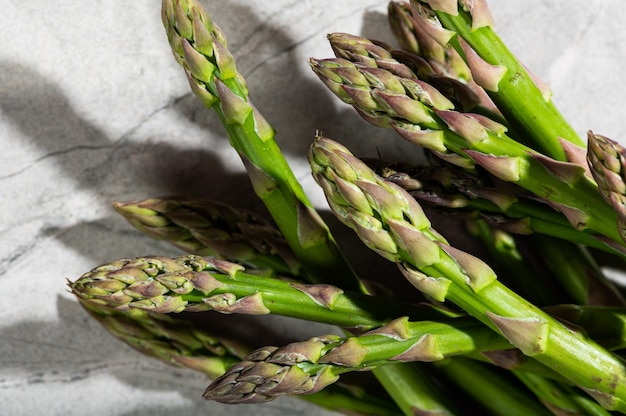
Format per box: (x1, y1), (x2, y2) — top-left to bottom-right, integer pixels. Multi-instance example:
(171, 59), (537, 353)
(318, 337), (369, 367)
(398, 263), (451, 302)
(531, 152), (586, 186)
(290, 283), (344, 309)
(421, 0), (458, 16)
(486, 312), (549, 356)
(460, 0), (494, 30)
(435, 110), (488, 144)
(437, 243), (496, 292)
(365, 316), (411, 341)
(465, 150), (521, 183)
(391, 334), (444, 362)
(459, 38), (506, 92)
(215, 78), (251, 125)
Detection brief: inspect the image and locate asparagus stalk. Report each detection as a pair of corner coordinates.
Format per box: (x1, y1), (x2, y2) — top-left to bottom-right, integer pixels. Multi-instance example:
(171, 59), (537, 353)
(530, 235), (625, 307)
(309, 135), (626, 411)
(387, 1), (502, 118)
(113, 197), (302, 277)
(371, 363), (458, 415)
(78, 298), (246, 379)
(161, 0), (362, 291)
(68, 254), (439, 331)
(161, 2), (460, 409)
(465, 220), (563, 307)
(432, 357), (553, 416)
(202, 317), (512, 404)
(381, 162), (625, 305)
(513, 370), (613, 416)
(308, 47), (624, 251)
(408, 0), (584, 160)
(377, 161), (622, 255)
(79, 299), (403, 415)
(545, 304), (626, 351)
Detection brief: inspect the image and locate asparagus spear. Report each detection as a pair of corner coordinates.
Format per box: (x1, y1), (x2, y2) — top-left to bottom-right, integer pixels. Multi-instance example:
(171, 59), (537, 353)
(371, 363), (458, 415)
(379, 160), (625, 306)
(68, 254), (439, 331)
(432, 357), (554, 416)
(79, 299), (403, 415)
(308, 47), (625, 251)
(78, 298), (246, 379)
(387, 1), (502, 119)
(327, 31), (492, 119)
(113, 197), (302, 277)
(161, 0), (362, 291)
(588, 131), (626, 242)
(377, 161), (623, 255)
(408, 0), (584, 160)
(202, 317), (512, 404)
(309, 135), (626, 411)
(545, 304), (626, 351)
(74, 253), (626, 359)
(513, 370), (614, 416)
(161, 2), (461, 409)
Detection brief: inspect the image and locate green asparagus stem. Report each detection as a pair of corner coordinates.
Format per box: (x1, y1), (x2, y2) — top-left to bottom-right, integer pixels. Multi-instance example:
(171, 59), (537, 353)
(161, 0), (362, 291)
(69, 254), (439, 331)
(381, 162), (625, 305)
(386, 1), (501, 117)
(309, 135), (626, 411)
(162, 2), (463, 409)
(545, 304), (626, 351)
(79, 299), (403, 415)
(113, 197), (303, 277)
(513, 370), (613, 416)
(78, 298), (245, 378)
(309, 48), (624, 252)
(465, 220), (563, 307)
(433, 357), (553, 416)
(530, 235), (625, 307)
(371, 363), (457, 415)
(378, 161), (623, 256)
(408, 0), (584, 160)
(202, 317), (512, 404)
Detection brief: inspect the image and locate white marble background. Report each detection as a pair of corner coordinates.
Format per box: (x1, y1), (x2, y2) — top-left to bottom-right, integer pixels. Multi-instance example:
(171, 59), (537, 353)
(1, 1), (625, 415)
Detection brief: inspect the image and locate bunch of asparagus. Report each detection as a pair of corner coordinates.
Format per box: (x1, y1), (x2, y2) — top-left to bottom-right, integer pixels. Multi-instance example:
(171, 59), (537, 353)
(68, 0), (626, 414)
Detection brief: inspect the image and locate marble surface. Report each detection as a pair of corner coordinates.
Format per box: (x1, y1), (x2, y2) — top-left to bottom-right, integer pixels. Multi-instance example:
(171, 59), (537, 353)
(2, 1), (626, 414)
